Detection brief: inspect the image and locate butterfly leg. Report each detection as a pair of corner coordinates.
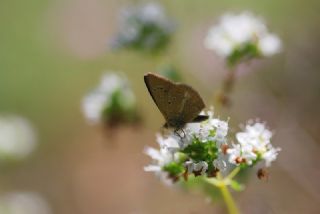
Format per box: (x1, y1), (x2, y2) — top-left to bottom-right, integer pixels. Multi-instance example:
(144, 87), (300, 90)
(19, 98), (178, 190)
(174, 128), (186, 139)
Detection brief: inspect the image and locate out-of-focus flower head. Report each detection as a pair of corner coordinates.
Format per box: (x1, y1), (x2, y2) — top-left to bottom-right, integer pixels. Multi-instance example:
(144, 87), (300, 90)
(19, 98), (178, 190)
(204, 11), (282, 66)
(0, 192), (52, 214)
(0, 115), (37, 161)
(227, 121), (281, 167)
(82, 72), (138, 126)
(111, 2), (176, 53)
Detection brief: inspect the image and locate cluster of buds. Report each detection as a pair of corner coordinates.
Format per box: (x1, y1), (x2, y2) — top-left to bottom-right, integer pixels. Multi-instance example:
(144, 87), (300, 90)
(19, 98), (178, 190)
(144, 110), (280, 184)
(111, 3), (176, 53)
(82, 72), (139, 126)
(204, 11), (282, 66)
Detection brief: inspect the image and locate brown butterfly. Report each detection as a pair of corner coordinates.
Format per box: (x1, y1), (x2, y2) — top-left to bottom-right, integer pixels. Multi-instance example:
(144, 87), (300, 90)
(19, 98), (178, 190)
(144, 73), (208, 130)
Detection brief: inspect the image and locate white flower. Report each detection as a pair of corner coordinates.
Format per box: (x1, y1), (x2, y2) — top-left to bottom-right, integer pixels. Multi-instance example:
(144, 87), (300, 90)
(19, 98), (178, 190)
(0, 115), (37, 160)
(227, 143), (257, 166)
(98, 73), (123, 93)
(82, 91), (109, 124)
(156, 134), (180, 152)
(144, 147), (176, 170)
(210, 119), (228, 145)
(262, 145), (281, 167)
(213, 157), (227, 171)
(0, 192), (52, 214)
(144, 145), (178, 185)
(144, 134), (181, 185)
(113, 3), (175, 51)
(204, 11), (281, 59)
(144, 109), (229, 181)
(228, 122), (281, 167)
(185, 160), (208, 175)
(185, 110), (228, 146)
(82, 72), (136, 124)
(258, 34), (282, 56)
(237, 122), (272, 152)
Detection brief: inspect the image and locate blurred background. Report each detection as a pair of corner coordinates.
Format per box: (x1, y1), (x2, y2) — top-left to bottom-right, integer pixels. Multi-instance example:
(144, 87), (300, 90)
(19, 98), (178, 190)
(0, 0), (320, 213)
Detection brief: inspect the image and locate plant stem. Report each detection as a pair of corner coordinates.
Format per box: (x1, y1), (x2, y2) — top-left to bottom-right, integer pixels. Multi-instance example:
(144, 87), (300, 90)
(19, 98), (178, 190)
(226, 166), (241, 181)
(215, 66), (237, 107)
(206, 167), (241, 214)
(219, 183), (240, 214)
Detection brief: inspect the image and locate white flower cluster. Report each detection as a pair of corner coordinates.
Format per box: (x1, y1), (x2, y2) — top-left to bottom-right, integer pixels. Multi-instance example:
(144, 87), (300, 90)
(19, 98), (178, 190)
(82, 72), (136, 124)
(227, 122), (281, 167)
(204, 12), (282, 60)
(0, 192), (52, 214)
(144, 110), (230, 184)
(144, 111), (281, 184)
(0, 115), (37, 160)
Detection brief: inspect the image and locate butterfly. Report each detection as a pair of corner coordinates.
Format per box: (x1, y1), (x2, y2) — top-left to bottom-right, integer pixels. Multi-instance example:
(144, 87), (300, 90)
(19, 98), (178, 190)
(144, 73), (208, 130)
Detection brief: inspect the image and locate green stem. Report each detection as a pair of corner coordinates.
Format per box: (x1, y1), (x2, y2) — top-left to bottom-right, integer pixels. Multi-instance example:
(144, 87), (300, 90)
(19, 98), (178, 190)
(226, 166), (241, 181)
(219, 183), (240, 214)
(206, 167), (241, 214)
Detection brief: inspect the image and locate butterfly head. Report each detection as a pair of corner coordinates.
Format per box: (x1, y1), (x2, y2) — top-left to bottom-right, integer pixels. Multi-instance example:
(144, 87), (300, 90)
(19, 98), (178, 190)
(163, 118), (186, 130)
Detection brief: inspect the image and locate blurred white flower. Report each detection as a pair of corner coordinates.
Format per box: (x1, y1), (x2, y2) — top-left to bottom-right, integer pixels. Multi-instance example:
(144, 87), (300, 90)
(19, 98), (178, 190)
(82, 72), (136, 124)
(82, 91), (109, 124)
(0, 115), (37, 160)
(204, 11), (281, 63)
(257, 34), (282, 56)
(98, 73), (123, 93)
(227, 122), (281, 167)
(112, 2), (175, 52)
(262, 146), (281, 167)
(0, 192), (52, 214)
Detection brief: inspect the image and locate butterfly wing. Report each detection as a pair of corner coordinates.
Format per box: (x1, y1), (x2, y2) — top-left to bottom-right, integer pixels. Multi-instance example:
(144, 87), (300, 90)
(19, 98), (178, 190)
(175, 83), (207, 123)
(144, 73), (177, 122)
(144, 73), (207, 126)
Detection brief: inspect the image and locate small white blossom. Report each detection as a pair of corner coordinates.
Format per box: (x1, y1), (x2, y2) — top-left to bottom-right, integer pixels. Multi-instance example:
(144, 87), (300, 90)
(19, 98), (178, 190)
(144, 147), (176, 170)
(144, 134), (181, 185)
(185, 160), (208, 175)
(213, 157), (227, 171)
(185, 110), (228, 146)
(228, 122), (281, 167)
(257, 34), (282, 56)
(82, 72), (136, 124)
(262, 146), (281, 167)
(144, 146), (178, 185)
(204, 11), (281, 60)
(210, 119), (229, 146)
(0, 192), (52, 214)
(0, 115), (37, 160)
(227, 143), (257, 165)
